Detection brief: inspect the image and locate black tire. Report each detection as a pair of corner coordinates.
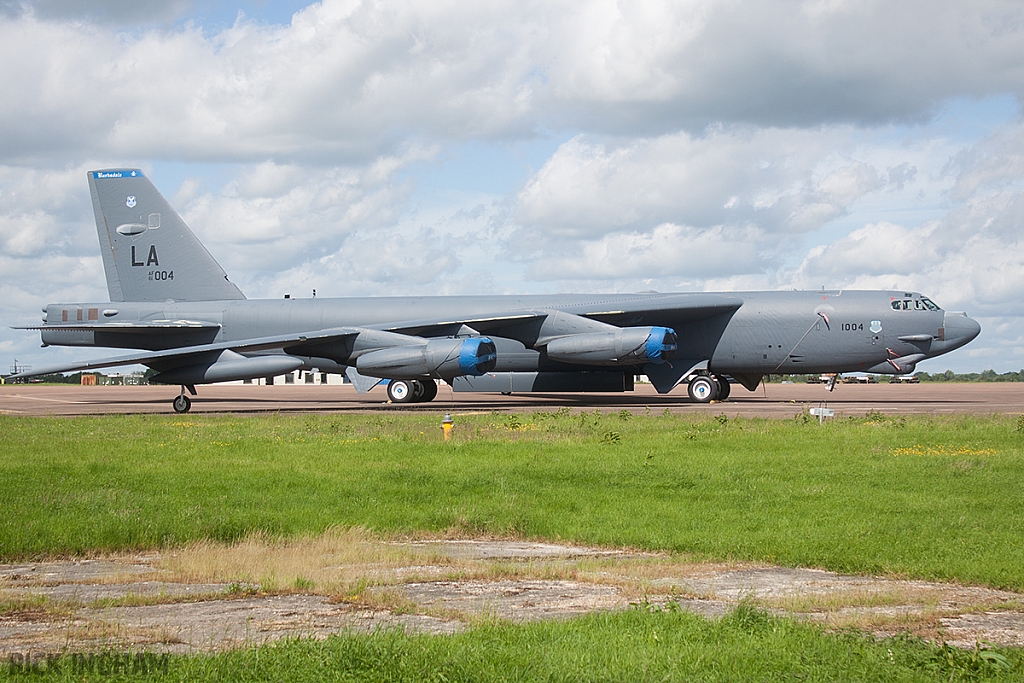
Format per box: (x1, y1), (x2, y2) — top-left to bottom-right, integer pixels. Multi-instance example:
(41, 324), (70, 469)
(418, 379), (438, 402)
(387, 379), (415, 403)
(410, 380), (427, 402)
(687, 375), (718, 403)
(713, 374), (731, 401)
(172, 394), (192, 413)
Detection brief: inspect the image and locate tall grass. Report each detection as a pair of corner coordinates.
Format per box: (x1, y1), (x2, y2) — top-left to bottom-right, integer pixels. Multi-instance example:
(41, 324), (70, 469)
(1, 411), (1021, 588)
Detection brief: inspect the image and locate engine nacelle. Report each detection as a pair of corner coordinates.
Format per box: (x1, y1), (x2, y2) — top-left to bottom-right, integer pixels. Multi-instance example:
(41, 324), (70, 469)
(545, 326), (677, 366)
(150, 350), (304, 385)
(356, 337), (497, 380)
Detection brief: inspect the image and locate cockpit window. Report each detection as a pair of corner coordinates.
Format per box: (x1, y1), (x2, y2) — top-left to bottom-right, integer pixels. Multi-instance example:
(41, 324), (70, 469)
(891, 297), (941, 311)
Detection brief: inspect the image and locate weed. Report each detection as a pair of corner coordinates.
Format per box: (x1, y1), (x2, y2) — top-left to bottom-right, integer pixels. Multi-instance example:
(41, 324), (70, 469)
(292, 576), (315, 590)
(728, 599), (775, 632)
(226, 581), (257, 596)
(932, 640), (1012, 678)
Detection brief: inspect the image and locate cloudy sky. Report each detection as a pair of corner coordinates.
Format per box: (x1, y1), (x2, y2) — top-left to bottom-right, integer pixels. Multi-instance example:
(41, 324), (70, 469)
(2, 0), (1023, 374)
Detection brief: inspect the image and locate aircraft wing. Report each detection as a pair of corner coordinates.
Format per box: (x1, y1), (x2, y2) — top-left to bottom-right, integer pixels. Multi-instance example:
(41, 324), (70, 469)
(8, 293), (742, 383)
(380, 293), (743, 340)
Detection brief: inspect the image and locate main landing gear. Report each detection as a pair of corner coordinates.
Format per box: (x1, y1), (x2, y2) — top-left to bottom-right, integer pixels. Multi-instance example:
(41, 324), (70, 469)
(686, 372), (731, 403)
(172, 385), (196, 413)
(386, 379), (439, 404)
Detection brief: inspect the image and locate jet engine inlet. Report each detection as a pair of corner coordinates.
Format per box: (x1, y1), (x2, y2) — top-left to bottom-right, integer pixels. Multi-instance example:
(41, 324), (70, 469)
(457, 337), (498, 376)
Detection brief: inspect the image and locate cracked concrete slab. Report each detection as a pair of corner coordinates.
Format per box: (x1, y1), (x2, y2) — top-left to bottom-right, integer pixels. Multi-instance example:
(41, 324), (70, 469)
(397, 540), (647, 561)
(80, 595), (462, 653)
(1, 540), (1022, 655)
(942, 612), (1024, 649)
(396, 579), (624, 620)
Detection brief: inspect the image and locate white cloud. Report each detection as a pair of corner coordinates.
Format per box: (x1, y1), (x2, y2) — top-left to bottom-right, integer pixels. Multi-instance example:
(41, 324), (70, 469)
(514, 129), (893, 242)
(528, 222), (761, 281)
(173, 157), (421, 282)
(948, 120), (1024, 201)
(4, 2), (1024, 164)
(798, 221), (939, 279)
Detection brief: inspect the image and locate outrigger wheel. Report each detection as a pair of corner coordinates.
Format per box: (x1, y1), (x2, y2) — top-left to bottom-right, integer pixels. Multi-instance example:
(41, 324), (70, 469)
(172, 393), (192, 413)
(172, 385), (195, 413)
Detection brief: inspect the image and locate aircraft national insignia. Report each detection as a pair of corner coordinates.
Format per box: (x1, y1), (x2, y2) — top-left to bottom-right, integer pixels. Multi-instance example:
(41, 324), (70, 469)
(126, 196), (136, 208)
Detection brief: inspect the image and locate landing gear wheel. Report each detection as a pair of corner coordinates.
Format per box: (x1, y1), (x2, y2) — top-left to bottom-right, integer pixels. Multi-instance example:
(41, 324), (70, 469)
(410, 380), (427, 402)
(418, 379), (438, 402)
(172, 394), (192, 413)
(387, 379), (415, 403)
(713, 374), (731, 401)
(687, 375), (718, 403)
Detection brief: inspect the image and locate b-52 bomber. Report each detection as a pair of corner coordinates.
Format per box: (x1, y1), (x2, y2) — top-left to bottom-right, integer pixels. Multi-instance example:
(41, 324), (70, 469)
(8, 169), (980, 412)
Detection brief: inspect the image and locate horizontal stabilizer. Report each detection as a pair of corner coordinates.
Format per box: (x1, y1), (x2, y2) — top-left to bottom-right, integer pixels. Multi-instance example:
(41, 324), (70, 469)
(13, 320), (221, 333)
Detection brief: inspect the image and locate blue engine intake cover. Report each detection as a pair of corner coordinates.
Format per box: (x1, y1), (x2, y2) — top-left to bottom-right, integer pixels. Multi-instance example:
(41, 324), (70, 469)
(458, 337), (498, 375)
(645, 327), (678, 364)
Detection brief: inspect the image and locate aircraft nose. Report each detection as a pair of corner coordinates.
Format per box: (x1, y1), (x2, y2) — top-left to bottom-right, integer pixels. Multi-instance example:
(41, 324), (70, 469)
(942, 311), (981, 348)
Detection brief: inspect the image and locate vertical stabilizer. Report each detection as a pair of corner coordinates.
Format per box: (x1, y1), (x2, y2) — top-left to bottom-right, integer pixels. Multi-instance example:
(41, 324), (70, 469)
(88, 169), (246, 302)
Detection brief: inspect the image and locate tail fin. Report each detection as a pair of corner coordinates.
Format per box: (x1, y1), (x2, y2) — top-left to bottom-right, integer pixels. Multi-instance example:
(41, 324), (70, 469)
(88, 169), (246, 302)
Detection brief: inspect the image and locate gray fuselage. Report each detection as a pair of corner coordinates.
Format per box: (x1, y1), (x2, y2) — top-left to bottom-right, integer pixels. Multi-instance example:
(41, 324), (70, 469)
(41, 289), (979, 379)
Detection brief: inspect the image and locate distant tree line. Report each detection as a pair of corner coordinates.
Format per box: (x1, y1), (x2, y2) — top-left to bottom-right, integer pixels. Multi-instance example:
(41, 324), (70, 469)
(913, 369), (1024, 382)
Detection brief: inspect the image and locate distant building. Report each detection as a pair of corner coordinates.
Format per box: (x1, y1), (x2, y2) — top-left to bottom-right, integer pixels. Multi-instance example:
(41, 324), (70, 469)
(224, 371), (344, 386)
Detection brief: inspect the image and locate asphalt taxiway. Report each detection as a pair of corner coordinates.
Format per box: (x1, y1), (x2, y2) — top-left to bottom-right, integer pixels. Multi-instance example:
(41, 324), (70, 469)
(1, 382), (1021, 417)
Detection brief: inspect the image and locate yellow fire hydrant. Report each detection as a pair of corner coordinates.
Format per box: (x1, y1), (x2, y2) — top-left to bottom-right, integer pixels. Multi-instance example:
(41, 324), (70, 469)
(441, 413), (454, 441)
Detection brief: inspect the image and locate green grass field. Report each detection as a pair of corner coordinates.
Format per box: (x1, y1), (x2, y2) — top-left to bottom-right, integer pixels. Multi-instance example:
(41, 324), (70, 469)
(1, 410), (1022, 588)
(2, 411), (1023, 681)
(6, 605), (1022, 682)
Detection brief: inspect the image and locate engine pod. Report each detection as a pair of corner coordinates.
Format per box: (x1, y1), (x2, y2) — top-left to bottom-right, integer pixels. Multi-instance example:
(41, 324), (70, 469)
(356, 337), (496, 380)
(150, 350), (304, 385)
(546, 326), (676, 365)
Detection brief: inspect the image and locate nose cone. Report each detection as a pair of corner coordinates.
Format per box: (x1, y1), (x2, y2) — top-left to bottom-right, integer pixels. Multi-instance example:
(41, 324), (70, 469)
(942, 311), (981, 350)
